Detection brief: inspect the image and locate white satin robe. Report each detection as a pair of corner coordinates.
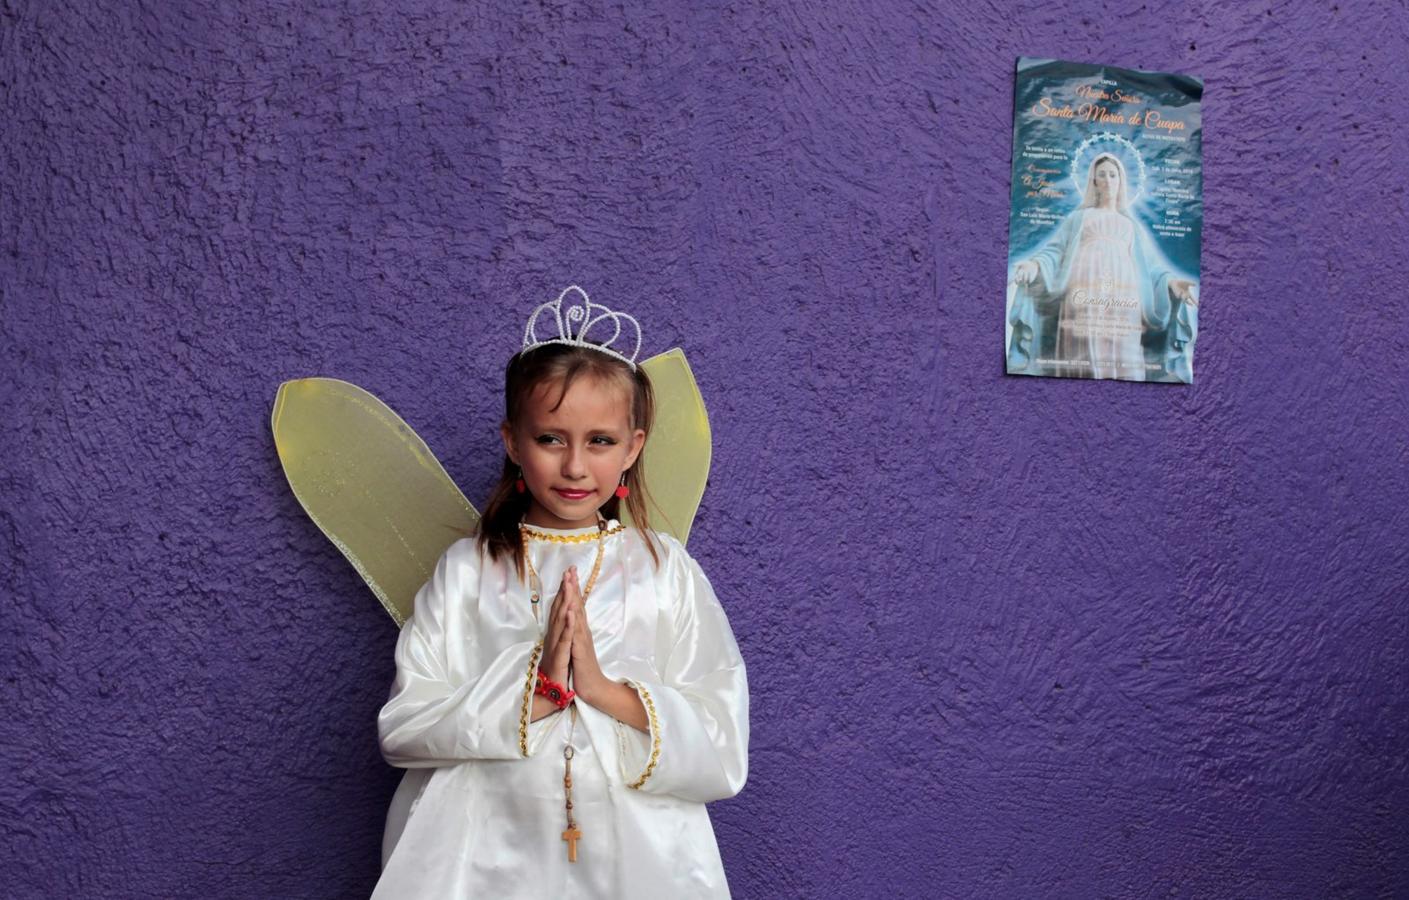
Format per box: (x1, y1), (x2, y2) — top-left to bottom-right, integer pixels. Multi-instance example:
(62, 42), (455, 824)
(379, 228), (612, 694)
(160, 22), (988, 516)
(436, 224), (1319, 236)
(371, 522), (749, 899)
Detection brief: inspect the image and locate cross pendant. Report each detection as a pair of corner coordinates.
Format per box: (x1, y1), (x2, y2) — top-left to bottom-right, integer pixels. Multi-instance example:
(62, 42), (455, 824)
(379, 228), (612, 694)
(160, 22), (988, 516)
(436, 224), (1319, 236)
(562, 826), (582, 862)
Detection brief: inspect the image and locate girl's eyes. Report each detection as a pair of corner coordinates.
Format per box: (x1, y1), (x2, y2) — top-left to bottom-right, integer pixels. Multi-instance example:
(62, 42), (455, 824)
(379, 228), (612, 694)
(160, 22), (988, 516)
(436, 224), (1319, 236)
(533, 434), (617, 446)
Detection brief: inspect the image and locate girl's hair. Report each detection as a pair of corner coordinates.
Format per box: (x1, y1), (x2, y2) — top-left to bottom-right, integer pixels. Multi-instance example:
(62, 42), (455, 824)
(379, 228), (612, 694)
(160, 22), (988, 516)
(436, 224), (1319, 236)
(478, 343), (660, 574)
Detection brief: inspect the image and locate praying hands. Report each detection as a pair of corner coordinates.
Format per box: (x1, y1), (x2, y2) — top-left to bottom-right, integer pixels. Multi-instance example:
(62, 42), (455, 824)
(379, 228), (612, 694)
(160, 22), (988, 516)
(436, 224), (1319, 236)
(532, 567), (648, 732)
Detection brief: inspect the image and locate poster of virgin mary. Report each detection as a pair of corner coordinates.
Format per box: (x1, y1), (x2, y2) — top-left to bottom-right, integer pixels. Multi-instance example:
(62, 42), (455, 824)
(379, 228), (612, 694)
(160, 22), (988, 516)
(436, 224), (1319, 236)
(1005, 58), (1204, 383)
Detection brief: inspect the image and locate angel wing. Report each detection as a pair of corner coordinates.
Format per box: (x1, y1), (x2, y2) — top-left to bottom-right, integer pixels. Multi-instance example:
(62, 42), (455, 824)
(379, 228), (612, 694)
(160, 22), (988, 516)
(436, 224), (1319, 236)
(625, 349), (711, 543)
(270, 349), (711, 625)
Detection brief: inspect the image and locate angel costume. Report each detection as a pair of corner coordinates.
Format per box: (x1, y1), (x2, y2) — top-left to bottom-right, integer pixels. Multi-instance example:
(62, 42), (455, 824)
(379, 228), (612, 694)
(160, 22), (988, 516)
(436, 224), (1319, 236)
(370, 521), (748, 899)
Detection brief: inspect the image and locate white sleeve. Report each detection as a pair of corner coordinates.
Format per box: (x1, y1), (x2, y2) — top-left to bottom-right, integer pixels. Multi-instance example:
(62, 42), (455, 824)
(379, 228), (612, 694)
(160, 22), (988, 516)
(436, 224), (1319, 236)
(378, 542), (550, 767)
(617, 549), (749, 802)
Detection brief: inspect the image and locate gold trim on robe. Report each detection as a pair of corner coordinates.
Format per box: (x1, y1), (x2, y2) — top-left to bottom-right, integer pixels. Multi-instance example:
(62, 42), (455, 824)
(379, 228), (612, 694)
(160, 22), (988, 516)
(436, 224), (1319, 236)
(624, 681), (662, 789)
(519, 641), (544, 757)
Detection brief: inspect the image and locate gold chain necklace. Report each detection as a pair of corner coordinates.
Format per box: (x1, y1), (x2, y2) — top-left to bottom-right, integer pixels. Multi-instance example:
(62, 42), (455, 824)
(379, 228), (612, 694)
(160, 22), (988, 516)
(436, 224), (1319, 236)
(520, 518), (609, 623)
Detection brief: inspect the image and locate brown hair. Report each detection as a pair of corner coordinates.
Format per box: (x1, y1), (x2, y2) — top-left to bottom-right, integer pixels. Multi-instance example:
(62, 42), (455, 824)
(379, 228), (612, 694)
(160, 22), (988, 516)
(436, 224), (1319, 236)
(478, 343), (660, 574)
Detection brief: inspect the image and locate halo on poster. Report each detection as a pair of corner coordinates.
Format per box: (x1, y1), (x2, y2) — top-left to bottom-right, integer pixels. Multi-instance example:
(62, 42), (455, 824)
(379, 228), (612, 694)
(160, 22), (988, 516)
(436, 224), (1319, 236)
(1072, 132), (1146, 203)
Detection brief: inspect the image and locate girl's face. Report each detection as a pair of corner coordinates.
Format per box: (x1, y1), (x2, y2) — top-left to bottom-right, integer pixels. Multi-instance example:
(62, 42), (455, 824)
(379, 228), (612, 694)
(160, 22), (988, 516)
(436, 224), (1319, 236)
(1093, 160), (1121, 202)
(501, 375), (645, 529)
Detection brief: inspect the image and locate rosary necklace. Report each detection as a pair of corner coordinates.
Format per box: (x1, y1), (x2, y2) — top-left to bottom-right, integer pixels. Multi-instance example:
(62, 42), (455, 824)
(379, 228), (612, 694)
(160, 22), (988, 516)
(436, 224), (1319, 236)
(519, 516), (611, 863)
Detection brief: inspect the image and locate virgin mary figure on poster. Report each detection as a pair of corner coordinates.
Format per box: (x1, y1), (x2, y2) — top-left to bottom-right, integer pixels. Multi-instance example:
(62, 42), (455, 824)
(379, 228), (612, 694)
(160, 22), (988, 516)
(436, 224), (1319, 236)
(1006, 137), (1199, 383)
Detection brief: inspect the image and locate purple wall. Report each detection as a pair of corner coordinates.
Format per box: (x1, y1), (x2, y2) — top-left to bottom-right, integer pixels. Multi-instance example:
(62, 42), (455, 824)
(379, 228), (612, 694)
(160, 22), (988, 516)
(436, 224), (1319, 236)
(4, 1), (1406, 896)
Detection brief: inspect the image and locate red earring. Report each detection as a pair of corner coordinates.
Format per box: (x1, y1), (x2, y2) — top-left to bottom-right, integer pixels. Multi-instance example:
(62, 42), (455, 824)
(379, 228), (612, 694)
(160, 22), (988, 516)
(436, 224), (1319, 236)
(614, 473), (630, 499)
(515, 468), (526, 494)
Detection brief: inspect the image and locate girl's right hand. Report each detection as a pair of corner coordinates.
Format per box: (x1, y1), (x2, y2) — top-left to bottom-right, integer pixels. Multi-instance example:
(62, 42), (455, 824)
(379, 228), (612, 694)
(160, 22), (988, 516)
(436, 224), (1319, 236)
(1014, 260), (1038, 285)
(540, 566), (576, 685)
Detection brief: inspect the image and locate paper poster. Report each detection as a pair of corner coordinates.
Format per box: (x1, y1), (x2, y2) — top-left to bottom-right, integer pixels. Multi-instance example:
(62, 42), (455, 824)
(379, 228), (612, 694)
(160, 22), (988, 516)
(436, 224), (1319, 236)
(1005, 57), (1203, 383)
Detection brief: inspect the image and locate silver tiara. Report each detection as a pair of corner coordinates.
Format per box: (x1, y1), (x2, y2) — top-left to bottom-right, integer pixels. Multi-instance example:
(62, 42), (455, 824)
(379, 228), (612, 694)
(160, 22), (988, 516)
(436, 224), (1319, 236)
(521, 285), (642, 370)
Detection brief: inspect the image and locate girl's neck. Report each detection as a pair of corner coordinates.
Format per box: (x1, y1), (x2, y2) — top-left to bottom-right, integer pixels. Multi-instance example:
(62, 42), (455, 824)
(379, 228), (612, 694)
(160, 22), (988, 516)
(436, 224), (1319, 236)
(522, 501), (602, 531)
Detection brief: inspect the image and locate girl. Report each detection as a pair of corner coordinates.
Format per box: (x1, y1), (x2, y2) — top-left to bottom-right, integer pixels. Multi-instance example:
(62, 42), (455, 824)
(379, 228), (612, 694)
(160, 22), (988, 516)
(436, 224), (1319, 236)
(370, 290), (749, 899)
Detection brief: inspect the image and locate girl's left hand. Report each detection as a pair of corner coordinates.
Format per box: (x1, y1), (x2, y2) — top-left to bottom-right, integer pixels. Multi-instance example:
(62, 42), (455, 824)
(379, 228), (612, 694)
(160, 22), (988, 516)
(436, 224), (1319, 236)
(565, 568), (606, 700)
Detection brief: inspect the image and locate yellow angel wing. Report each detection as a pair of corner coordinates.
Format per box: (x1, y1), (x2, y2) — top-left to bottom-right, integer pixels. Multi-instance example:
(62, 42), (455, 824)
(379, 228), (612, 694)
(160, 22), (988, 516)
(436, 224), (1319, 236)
(271, 379), (479, 626)
(271, 350), (712, 624)
(633, 349), (711, 545)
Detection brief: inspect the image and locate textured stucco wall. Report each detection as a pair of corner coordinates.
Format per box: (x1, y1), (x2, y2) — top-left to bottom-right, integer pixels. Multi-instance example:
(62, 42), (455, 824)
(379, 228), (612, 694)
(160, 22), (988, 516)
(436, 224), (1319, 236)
(3, 1), (1407, 897)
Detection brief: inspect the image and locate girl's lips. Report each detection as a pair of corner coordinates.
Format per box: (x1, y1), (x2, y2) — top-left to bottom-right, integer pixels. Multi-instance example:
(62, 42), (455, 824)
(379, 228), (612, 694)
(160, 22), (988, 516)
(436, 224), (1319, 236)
(553, 488), (594, 501)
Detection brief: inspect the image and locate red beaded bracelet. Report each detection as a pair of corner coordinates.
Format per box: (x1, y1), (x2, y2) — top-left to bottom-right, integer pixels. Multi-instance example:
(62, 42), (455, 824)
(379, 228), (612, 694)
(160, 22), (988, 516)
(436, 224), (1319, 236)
(536, 672), (576, 709)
